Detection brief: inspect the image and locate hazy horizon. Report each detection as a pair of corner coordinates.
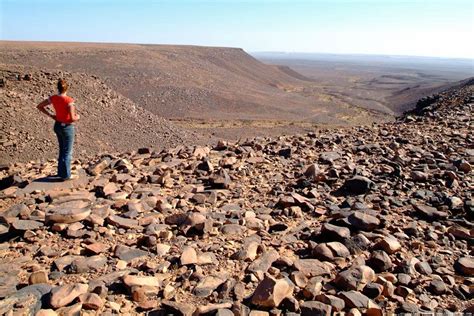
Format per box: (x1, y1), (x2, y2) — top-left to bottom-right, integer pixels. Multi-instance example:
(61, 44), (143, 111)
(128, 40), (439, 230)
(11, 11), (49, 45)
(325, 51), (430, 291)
(1, 0), (473, 59)
(2, 39), (474, 63)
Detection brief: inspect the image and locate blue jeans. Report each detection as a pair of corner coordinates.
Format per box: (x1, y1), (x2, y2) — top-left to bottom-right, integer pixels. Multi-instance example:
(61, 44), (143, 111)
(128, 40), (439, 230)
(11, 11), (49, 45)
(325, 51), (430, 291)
(54, 122), (75, 179)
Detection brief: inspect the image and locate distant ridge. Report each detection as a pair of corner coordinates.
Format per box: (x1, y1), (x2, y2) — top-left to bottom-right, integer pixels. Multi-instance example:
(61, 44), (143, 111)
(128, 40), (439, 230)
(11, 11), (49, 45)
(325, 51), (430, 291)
(272, 65), (314, 82)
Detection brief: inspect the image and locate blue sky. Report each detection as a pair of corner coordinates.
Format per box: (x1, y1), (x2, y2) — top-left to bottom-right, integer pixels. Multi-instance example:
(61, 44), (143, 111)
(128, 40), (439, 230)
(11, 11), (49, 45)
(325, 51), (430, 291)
(1, 0), (473, 58)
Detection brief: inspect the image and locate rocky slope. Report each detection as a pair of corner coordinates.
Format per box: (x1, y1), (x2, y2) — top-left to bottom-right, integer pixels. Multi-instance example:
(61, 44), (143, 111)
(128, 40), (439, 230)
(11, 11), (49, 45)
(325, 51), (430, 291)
(0, 83), (472, 315)
(0, 41), (390, 125)
(0, 64), (205, 164)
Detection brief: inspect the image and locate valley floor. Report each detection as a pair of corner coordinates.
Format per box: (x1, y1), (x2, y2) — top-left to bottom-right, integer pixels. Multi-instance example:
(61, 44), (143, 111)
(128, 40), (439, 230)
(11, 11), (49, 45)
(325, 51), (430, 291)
(0, 82), (472, 315)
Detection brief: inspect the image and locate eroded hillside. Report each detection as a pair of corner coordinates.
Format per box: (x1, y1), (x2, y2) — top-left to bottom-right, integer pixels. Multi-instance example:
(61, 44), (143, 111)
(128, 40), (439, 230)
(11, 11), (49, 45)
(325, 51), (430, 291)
(0, 64), (205, 164)
(0, 41), (388, 126)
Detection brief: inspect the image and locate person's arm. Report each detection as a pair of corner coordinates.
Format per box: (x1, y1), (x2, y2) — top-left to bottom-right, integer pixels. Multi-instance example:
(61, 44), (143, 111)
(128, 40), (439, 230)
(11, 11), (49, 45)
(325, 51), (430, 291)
(36, 98), (56, 120)
(68, 103), (80, 122)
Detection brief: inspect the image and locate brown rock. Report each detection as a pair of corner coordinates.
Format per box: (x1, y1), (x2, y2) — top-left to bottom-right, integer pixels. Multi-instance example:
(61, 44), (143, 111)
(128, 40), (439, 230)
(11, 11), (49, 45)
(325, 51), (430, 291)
(107, 214), (140, 229)
(49, 283), (88, 308)
(79, 293), (103, 310)
(363, 282), (383, 299)
(415, 261), (432, 275)
(131, 286), (150, 302)
(88, 159), (110, 176)
(300, 301), (332, 316)
(373, 236), (401, 254)
(247, 249), (279, 274)
(0, 274), (19, 298)
(156, 243), (171, 256)
(314, 294), (345, 312)
(46, 207), (91, 224)
(368, 250), (392, 272)
(11, 219), (43, 231)
(335, 265), (376, 291)
(290, 271), (308, 288)
(251, 275), (294, 308)
(181, 246), (198, 265)
(413, 204), (448, 220)
(321, 223), (351, 240)
(454, 257), (474, 276)
(448, 226), (473, 240)
(302, 277), (323, 299)
(395, 285), (415, 299)
(196, 303), (233, 315)
(233, 241), (260, 261)
(429, 279), (447, 295)
(70, 255), (107, 273)
(339, 290), (373, 308)
(366, 300), (383, 316)
(55, 303), (83, 316)
(220, 223), (245, 235)
(193, 275), (226, 297)
(326, 242), (350, 258)
(304, 164), (325, 182)
(114, 245), (148, 262)
(36, 310), (58, 316)
(210, 169), (232, 189)
(162, 300), (196, 316)
(123, 275), (160, 288)
(293, 259), (331, 277)
(28, 271), (48, 285)
(348, 211), (380, 231)
(197, 252), (217, 265)
(162, 284), (175, 299)
(375, 276), (397, 297)
(53, 255), (80, 272)
(312, 243), (334, 261)
(84, 242), (108, 255)
(411, 170), (428, 182)
(102, 182), (119, 196)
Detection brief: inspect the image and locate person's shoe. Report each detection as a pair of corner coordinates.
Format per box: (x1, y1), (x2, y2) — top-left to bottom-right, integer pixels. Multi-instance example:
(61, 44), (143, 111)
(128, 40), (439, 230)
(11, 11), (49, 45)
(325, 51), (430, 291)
(61, 174), (79, 181)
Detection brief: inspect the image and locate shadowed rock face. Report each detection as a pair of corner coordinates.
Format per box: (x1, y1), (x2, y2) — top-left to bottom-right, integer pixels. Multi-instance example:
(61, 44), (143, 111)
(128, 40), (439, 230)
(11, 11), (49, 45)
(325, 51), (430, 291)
(0, 72), (472, 314)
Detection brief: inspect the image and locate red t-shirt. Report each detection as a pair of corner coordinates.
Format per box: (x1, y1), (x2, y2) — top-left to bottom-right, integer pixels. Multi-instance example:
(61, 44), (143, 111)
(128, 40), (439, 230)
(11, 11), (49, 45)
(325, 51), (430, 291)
(49, 95), (74, 124)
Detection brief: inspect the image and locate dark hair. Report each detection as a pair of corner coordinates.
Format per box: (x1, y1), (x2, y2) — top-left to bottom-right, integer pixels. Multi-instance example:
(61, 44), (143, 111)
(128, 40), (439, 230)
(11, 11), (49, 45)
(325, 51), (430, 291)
(58, 79), (68, 94)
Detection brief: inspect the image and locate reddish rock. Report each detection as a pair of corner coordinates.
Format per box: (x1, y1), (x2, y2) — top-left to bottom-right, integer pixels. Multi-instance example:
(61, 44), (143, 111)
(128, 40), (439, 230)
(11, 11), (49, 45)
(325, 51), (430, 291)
(79, 293), (103, 310)
(348, 211), (380, 231)
(180, 246), (198, 265)
(335, 265), (376, 291)
(300, 300), (332, 316)
(251, 275), (294, 308)
(49, 283), (88, 308)
(28, 271), (48, 285)
(84, 242), (108, 255)
(46, 207), (91, 224)
(293, 259), (331, 277)
(373, 236), (401, 254)
(123, 275), (160, 288)
(454, 257), (474, 276)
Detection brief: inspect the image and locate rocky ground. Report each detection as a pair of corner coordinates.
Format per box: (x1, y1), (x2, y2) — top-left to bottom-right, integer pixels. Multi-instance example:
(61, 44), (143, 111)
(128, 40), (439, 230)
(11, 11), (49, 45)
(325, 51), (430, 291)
(0, 82), (472, 315)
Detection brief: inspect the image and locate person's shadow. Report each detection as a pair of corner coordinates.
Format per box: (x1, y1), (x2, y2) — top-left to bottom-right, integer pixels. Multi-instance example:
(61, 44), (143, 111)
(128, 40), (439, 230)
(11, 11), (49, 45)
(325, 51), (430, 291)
(33, 176), (66, 183)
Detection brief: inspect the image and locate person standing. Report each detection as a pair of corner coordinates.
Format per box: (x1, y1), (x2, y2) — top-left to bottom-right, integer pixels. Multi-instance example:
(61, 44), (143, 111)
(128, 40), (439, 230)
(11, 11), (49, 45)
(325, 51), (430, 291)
(37, 79), (80, 180)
